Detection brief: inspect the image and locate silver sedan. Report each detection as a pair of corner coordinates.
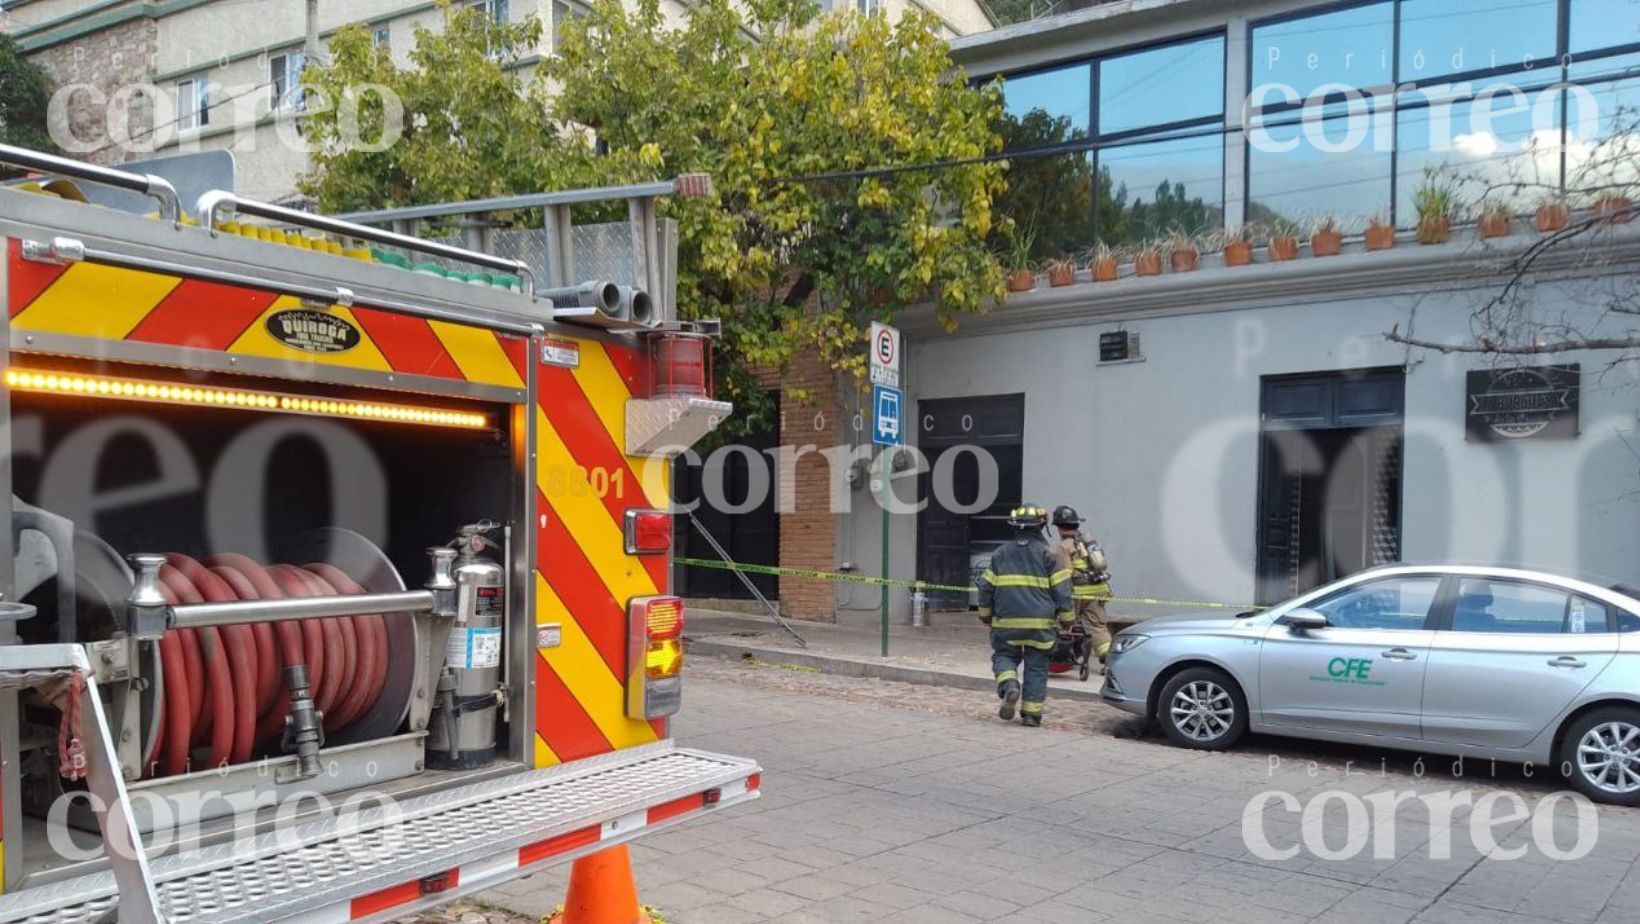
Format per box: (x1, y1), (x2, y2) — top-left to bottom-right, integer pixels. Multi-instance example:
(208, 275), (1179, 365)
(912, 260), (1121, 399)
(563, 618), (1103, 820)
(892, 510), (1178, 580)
(1102, 564), (1640, 805)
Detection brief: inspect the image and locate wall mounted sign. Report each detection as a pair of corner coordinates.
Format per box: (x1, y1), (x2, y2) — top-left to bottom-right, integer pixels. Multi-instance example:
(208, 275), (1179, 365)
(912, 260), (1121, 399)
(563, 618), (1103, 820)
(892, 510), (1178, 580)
(1466, 364), (1579, 442)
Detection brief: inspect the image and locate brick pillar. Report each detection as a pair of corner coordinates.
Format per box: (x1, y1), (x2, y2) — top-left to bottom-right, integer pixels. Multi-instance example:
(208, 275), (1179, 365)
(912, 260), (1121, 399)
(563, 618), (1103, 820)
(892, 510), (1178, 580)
(776, 353), (839, 622)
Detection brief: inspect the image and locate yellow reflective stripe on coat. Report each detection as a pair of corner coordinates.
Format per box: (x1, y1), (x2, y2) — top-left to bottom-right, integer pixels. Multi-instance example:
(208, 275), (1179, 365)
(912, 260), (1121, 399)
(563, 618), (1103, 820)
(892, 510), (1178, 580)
(991, 616), (1058, 630)
(1074, 582), (1113, 600)
(981, 569), (997, 583)
(1049, 569), (1073, 586)
(989, 574), (1052, 589)
(1056, 610), (1075, 621)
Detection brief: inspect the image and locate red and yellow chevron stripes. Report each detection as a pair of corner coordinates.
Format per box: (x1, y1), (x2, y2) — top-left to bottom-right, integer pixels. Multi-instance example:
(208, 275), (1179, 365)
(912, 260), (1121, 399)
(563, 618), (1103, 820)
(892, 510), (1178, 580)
(4, 241), (526, 389)
(522, 337), (675, 767)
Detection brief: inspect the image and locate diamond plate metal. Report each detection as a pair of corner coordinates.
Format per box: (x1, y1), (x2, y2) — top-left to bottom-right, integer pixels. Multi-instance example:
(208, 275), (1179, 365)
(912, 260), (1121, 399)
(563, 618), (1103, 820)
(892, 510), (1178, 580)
(0, 743), (758, 924)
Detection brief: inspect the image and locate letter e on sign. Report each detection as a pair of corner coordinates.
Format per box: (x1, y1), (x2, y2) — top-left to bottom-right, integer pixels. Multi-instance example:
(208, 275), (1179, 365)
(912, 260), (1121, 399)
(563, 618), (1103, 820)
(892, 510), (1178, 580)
(869, 322), (901, 387)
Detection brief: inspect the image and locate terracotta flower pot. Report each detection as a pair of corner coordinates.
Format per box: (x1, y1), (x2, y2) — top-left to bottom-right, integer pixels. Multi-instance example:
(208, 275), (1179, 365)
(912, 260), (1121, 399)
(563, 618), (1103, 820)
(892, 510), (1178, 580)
(1365, 225), (1396, 251)
(1047, 263), (1075, 287)
(1091, 258), (1119, 282)
(1416, 217), (1452, 245)
(1006, 269), (1035, 292)
(1223, 241), (1254, 267)
(1478, 213), (1512, 239)
(1311, 230), (1343, 257)
(1268, 235), (1299, 262)
(1134, 253), (1164, 277)
(1169, 248), (1200, 272)
(1595, 196), (1633, 224)
(1536, 203), (1570, 233)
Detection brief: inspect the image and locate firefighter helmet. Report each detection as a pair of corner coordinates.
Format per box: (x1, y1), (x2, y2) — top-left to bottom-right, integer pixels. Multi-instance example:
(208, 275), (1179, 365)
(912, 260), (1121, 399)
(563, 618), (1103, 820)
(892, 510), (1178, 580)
(1007, 505), (1049, 530)
(1052, 505), (1083, 528)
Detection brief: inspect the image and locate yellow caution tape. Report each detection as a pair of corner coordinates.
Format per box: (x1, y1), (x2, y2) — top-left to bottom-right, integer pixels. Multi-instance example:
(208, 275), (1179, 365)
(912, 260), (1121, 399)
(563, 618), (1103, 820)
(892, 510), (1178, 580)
(674, 557), (1262, 610)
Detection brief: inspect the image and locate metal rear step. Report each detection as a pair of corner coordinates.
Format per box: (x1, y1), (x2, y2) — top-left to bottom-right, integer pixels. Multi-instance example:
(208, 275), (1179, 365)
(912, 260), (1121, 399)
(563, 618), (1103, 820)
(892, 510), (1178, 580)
(0, 742), (760, 924)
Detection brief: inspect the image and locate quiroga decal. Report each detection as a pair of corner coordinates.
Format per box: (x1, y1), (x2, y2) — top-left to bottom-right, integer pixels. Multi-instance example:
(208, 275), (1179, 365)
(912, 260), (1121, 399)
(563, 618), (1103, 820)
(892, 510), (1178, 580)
(266, 308), (363, 354)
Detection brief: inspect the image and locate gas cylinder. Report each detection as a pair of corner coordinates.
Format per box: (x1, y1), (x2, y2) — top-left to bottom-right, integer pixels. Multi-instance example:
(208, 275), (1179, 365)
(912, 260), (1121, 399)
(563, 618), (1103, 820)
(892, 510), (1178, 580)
(428, 521), (506, 769)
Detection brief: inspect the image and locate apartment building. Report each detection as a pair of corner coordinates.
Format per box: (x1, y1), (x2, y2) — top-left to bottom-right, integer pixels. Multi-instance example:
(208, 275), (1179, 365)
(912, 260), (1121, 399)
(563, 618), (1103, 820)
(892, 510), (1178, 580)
(3, 0), (995, 202)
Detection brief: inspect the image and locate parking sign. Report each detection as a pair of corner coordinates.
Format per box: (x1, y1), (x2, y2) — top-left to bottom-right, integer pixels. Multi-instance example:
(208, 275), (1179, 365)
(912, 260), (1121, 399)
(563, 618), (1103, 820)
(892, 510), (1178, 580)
(872, 385), (903, 446)
(869, 322), (901, 387)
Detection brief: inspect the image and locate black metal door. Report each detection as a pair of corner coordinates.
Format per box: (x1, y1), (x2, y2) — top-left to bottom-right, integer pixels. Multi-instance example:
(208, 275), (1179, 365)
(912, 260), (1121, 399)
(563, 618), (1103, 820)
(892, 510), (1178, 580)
(915, 395), (1025, 609)
(1256, 370), (1405, 606)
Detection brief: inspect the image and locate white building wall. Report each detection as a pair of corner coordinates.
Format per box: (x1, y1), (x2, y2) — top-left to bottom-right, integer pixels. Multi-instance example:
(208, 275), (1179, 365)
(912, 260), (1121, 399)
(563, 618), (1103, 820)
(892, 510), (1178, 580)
(843, 242), (1640, 624)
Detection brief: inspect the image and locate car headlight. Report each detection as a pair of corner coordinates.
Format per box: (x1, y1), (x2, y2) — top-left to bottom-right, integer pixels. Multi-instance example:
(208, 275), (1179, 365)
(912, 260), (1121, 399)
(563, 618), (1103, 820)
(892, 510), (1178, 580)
(1111, 634), (1150, 655)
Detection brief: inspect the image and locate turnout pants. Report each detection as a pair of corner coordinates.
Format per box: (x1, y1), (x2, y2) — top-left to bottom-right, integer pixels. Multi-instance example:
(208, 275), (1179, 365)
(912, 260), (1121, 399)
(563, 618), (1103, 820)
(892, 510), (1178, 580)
(991, 632), (1050, 719)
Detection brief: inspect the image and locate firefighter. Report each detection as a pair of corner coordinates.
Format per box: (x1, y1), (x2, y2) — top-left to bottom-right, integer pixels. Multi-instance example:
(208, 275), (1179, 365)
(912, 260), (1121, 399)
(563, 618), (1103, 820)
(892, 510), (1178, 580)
(976, 505), (1074, 727)
(1054, 505), (1113, 664)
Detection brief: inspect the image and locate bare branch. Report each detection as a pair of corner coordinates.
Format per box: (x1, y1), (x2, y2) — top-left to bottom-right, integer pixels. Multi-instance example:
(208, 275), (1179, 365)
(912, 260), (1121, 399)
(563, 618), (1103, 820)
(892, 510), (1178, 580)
(1386, 323), (1640, 355)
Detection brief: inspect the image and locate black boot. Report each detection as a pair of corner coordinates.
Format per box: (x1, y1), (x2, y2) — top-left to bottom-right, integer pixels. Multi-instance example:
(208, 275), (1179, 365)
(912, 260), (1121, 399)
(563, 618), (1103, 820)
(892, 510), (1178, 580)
(998, 681), (1021, 721)
(1022, 714), (1042, 728)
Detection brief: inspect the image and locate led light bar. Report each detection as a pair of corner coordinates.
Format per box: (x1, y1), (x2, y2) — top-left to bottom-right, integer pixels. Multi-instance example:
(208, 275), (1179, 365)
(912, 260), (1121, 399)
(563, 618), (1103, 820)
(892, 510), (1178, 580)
(4, 368), (490, 430)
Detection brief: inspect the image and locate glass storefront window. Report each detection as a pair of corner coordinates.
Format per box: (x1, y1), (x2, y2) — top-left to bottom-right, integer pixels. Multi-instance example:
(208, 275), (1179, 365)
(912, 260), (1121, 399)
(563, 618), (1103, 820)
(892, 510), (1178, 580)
(998, 151), (1096, 259)
(1397, 89), (1563, 222)
(1247, 112), (1392, 232)
(1399, 0), (1559, 81)
(1251, 2), (1394, 104)
(1564, 68), (1640, 191)
(1569, 0), (1640, 55)
(1000, 63), (1091, 147)
(1098, 134), (1224, 243)
(1098, 35), (1224, 136)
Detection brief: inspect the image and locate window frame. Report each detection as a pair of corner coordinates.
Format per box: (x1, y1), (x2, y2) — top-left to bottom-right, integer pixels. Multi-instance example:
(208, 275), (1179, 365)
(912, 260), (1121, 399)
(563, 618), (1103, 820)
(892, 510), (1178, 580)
(175, 75), (209, 133)
(1433, 576), (1618, 635)
(1244, 0), (1640, 228)
(1284, 572), (1447, 631)
(269, 51), (308, 112)
(988, 28), (1229, 245)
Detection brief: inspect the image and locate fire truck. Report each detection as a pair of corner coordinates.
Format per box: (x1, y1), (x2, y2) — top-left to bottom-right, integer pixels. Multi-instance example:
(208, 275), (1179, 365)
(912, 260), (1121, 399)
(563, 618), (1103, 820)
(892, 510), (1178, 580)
(0, 142), (757, 922)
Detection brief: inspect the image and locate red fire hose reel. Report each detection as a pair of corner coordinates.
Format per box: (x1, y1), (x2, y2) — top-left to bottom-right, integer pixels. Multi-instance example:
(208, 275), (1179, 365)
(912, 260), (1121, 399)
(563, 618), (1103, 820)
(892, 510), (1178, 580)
(141, 553), (389, 779)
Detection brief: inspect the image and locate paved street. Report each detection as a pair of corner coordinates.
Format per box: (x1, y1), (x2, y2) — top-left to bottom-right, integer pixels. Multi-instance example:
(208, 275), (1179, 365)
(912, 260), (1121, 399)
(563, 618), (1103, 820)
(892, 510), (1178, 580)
(466, 658), (1640, 924)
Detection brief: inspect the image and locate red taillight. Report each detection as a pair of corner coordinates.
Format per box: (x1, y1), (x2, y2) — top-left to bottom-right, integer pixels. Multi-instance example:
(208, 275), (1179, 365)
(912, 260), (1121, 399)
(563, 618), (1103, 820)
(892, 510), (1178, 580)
(625, 509), (672, 554)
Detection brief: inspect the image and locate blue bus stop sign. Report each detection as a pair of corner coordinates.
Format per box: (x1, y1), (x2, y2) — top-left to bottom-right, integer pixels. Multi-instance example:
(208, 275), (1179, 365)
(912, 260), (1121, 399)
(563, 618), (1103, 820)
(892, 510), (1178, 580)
(872, 385), (903, 446)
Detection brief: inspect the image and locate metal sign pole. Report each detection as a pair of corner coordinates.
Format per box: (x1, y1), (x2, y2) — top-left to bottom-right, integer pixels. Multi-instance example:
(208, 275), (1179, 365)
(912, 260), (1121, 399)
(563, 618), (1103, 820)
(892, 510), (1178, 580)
(879, 456), (890, 658)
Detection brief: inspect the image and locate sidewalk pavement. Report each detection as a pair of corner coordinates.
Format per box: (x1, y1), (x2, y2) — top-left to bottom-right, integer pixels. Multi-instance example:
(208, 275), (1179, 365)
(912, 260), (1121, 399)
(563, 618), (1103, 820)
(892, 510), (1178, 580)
(685, 609), (1109, 702)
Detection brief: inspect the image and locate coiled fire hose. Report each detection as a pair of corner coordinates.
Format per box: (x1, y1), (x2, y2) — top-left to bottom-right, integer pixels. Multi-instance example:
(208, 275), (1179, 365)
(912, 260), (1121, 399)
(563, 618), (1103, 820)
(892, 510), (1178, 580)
(139, 554), (388, 779)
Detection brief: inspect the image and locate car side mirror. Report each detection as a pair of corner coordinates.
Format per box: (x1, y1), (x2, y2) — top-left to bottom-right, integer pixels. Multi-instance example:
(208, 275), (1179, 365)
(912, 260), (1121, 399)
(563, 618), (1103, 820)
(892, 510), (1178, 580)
(1286, 609), (1329, 633)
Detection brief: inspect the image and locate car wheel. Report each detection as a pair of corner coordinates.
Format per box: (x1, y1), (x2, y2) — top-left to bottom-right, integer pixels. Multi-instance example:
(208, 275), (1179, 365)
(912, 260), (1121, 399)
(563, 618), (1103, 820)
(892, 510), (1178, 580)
(1156, 667), (1247, 751)
(1560, 707), (1640, 806)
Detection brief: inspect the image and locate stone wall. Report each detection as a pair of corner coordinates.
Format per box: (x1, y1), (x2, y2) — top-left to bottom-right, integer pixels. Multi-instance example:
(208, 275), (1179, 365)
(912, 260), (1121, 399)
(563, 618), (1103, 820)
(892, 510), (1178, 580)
(27, 18), (159, 167)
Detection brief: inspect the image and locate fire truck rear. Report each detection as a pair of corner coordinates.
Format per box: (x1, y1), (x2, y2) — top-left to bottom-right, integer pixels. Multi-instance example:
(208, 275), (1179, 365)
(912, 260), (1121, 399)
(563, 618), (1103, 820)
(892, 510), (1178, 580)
(0, 143), (756, 922)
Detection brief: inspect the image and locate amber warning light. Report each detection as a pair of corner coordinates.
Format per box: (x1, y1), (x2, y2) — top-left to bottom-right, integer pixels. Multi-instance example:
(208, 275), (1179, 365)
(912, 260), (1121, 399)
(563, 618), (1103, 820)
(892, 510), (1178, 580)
(628, 595), (685, 719)
(5, 368), (490, 430)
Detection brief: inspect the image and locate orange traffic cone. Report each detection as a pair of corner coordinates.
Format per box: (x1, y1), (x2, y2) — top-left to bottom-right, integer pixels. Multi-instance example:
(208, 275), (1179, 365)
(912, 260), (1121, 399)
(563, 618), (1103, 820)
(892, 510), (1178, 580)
(548, 846), (652, 924)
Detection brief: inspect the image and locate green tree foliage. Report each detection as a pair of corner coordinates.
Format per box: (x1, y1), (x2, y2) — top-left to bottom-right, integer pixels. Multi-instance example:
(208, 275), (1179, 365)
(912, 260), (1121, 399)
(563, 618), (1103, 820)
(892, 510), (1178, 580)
(0, 34), (58, 160)
(300, 0), (1006, 427)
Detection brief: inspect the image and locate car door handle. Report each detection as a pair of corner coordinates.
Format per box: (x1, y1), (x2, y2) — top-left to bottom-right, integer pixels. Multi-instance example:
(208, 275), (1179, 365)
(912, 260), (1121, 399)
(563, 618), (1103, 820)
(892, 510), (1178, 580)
(1381, 648), (1418, 661)
(1548, 657), (1587, 669)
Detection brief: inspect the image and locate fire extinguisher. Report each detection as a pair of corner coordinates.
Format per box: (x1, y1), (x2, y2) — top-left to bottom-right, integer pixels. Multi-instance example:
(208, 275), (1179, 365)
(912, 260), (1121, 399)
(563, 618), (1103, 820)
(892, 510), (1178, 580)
(428, 521), (506, 770)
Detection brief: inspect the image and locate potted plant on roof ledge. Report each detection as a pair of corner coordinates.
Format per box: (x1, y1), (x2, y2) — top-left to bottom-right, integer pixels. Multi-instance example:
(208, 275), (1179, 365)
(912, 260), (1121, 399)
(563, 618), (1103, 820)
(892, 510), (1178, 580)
(1089, 241), (1120, 282)
(1046, 255), (1077, 287)
(1005, 228), (1037, 293)
(1310, 214), (1343, 256)
(1537, 194), (1570, 232)
(1167, 230), (1200, 272)
(1365, 211), (1396, 251)
(1134, 239), (1165, 277)
(1478, 201), (1513, 240)
(1414, 174), (1455, 245)
(1594, 190), (1635, 224)
(1221, 225), (1254, 267)
(1268, 217), (1301, 262)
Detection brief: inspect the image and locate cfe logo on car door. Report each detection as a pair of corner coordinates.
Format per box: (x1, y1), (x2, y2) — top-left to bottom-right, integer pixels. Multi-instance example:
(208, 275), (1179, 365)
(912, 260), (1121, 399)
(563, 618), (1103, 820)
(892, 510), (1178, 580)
(1310, 658), (1386, 686)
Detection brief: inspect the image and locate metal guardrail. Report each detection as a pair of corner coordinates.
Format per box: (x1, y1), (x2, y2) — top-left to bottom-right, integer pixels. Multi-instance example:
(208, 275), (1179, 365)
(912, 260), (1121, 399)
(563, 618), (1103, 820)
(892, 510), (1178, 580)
(0, 142), (182, 223)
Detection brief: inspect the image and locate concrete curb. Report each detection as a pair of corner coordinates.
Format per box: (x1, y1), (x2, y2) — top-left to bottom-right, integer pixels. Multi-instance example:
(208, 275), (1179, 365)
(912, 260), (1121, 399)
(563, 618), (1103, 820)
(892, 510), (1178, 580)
(685, 637), (1109, 703)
